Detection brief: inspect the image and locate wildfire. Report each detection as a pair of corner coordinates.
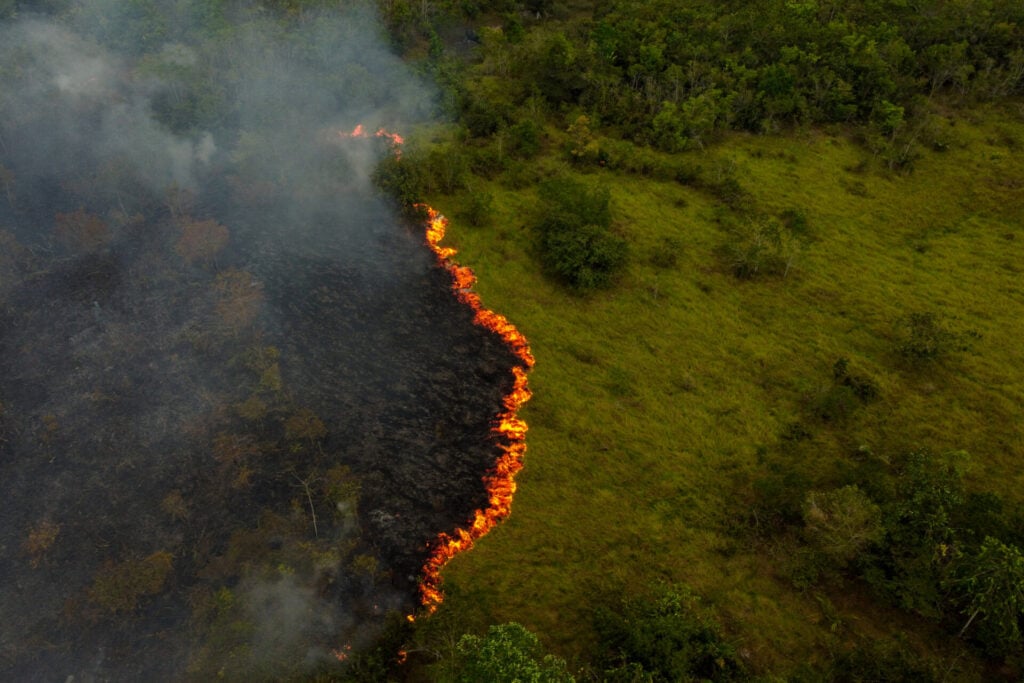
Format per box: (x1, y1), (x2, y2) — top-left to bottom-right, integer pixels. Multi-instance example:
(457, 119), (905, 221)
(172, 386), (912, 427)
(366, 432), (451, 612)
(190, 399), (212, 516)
(334, 126), (534, 621)
(337, 124), (405, 155)
(415, 206), (534, 616)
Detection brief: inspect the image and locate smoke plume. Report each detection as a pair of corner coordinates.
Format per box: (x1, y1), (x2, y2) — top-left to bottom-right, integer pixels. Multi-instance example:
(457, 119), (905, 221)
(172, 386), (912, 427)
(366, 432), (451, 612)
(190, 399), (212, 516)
(0, 3), (513, 680)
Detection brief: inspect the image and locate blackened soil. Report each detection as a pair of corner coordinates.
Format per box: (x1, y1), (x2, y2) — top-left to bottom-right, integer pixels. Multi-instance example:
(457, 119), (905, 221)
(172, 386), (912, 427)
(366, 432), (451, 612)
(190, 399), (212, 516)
(0, 187), (520, 681)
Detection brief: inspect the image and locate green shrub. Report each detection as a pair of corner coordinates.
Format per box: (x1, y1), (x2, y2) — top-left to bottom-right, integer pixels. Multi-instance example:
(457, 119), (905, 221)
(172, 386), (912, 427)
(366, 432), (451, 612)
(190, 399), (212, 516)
(812, 358), (879, 421)
(508, 119), (543, 159)
(372, 152), (427, 213)
(722, 217), (801, 279)
(468, 144), (509, 179)
(463, 93), (511, 138)
(894, 312), (978, 366)
(455, 622), (574, 683)
(538, 221), (628, 290)
(533, 177), (627, 290)
(461, 188), (494, 227)
(702, 175), (750, 209)
(594, 584), (746, 682)
(648, 236), (682, 269)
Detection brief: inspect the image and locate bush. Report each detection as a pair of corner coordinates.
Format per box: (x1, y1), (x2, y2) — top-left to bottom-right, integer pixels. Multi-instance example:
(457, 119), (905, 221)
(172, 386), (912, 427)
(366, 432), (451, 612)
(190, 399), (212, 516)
(539, 221), (627, 290)
(372, 152), (427, 213)
(426, 146), (469, 195)
(461, 188), (494, 227)
(702, 175), (750, 209)
(812, 358), (879, 421)
(508, 119), (543, 159)
(468, 144), (509, 179)
(648, 236), (682, 269)
(88, 551), (174, 614)
(722, 217), (801, 279)
(894, 311), (978, 365)
(462, 93), (511, 138)
(455, 623), (574, 683)
(595, 584), (746, 682)
(533, 177), (627, 290)
(803, 486), (884, 568)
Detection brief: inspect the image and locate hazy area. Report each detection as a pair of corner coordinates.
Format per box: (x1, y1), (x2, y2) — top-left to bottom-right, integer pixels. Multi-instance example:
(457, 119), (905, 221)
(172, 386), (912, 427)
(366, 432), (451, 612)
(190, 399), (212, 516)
(0, 4), (518, 679)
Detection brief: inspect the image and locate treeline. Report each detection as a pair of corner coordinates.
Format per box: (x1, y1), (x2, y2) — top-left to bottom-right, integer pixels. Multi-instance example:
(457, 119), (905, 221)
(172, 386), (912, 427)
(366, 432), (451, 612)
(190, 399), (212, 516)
(380, 0), (1023, 166)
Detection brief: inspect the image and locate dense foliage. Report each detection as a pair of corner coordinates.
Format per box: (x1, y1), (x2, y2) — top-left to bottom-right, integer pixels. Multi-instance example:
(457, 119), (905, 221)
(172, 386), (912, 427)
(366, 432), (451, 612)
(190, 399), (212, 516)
(533, 177), (626, 290)
(377, 0), (1023, 172)
(595, 584), (747, 682)
(453, 622), (574, 683)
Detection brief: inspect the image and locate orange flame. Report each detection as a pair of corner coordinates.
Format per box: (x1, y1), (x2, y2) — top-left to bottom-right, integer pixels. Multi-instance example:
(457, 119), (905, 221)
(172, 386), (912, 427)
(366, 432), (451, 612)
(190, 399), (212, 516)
(414, 206), (534, 616)
(334, 126), (533, 623)
(337, 125), (405, 156)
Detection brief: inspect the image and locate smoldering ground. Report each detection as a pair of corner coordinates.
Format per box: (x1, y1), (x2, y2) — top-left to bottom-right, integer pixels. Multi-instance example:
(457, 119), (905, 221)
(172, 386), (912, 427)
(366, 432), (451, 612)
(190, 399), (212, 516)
(0, 3), (518, 680)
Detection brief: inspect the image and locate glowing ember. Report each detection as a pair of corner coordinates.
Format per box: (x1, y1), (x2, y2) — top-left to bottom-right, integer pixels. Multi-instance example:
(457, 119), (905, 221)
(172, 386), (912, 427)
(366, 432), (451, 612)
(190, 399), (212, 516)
(414, 205), (534, 616)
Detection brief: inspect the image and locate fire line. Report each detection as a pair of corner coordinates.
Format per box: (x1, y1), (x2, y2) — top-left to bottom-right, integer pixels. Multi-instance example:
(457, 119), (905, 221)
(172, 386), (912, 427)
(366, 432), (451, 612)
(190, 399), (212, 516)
(337, 125), (534, 618)
(416, 205), (534, 616)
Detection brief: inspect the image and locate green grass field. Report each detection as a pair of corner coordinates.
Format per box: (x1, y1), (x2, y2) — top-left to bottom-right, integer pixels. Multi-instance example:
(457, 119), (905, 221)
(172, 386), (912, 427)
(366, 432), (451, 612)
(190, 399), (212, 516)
(411, 104), (1024, 678)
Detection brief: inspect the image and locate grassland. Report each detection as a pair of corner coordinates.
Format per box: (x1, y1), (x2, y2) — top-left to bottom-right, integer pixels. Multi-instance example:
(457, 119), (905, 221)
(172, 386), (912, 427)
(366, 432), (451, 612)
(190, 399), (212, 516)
(409, 103), (1024, 678)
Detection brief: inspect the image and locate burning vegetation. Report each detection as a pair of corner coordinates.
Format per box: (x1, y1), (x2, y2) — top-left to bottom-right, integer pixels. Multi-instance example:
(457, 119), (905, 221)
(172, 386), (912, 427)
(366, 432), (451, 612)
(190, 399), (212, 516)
(417, 205), (535, 615)
(0, 4), (529, 681)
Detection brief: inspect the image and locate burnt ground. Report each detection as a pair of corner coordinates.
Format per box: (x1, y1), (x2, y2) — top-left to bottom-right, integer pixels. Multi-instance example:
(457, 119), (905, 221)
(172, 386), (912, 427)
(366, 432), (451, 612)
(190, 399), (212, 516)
(0, 182), (520, 680)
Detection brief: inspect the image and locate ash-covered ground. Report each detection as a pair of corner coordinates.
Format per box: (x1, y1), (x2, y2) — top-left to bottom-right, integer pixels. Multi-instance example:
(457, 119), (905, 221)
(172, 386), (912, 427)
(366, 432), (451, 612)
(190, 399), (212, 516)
(0, 5), (520, 681)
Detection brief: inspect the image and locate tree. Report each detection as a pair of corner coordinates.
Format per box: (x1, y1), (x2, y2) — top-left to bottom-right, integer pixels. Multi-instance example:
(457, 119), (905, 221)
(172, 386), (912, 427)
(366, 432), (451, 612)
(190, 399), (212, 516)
(372, 152), (428, 215)
(88, 551), (174, 614)
(533, 32), (580, 104)
(566, 114), (597, 162)
(0, 230), (27, 301)
(455, 623), (574, 683)
(23, 519), (61, 569)
(508, 119), (542, 159)
(951, 537), (1024, 653)
(284, 407), (327, 445)
(0, 163), (15, 207)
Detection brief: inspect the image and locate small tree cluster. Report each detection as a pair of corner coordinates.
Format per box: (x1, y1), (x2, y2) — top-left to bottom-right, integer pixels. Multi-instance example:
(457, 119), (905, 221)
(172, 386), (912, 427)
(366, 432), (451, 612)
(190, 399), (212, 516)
(775, 446), (1024, 658)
